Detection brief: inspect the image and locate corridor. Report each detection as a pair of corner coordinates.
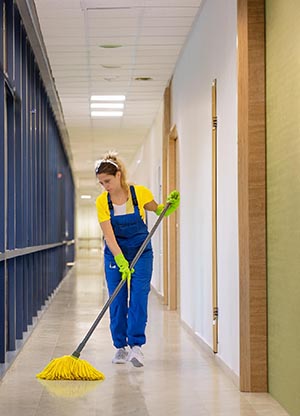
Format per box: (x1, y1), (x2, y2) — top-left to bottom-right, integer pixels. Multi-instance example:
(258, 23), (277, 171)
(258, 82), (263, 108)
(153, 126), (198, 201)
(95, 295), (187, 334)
(0, 255), (289, 416)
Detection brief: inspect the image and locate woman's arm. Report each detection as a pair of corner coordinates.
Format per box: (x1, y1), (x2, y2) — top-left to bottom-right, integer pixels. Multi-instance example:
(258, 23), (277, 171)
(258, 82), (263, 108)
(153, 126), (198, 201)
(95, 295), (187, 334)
(100, 220), (122, 257)
(144, 199), (159, 212)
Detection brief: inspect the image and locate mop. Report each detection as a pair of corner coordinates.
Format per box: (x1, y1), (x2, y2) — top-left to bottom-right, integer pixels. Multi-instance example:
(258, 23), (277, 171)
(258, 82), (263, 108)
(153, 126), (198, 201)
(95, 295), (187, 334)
(36, 203), (171, 381)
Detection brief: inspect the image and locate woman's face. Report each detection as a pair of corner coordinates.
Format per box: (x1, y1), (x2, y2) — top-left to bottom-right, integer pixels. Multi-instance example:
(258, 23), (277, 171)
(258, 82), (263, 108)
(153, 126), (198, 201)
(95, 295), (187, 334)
(97, 171), (121, 193)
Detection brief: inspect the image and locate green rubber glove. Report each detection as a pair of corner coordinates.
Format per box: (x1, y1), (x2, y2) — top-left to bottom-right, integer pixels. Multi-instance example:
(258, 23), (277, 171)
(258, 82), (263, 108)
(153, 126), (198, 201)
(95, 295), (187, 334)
(155, 190), (180, 217)
(114, 253), (133, 281)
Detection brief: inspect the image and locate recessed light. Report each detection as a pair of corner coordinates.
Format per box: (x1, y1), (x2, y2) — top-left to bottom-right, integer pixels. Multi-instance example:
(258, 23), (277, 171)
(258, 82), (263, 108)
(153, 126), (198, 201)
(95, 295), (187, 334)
(91, 103), (124, 109)
(104, 76), (120, 82)
(101, 64), (122, 69)
(99, 44), (122, 49)
(80, 195), (92, 199)
(91, 95), (126, 101)
(91, 111), (123, 117)
(134, 77), (153, 81)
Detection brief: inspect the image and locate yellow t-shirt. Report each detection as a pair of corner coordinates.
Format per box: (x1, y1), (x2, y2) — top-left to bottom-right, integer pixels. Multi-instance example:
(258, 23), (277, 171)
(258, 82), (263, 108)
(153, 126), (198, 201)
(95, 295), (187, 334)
(96, 185), (154, 223)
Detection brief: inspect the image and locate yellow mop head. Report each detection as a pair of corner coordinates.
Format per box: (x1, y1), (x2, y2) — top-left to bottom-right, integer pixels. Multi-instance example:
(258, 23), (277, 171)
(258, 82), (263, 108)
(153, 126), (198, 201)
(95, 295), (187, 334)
(36, 355), (105, 381)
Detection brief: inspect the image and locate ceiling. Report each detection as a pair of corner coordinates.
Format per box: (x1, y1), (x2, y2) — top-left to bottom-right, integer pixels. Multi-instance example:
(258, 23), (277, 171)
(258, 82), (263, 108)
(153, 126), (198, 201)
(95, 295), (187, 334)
(32, 0), (203, 199)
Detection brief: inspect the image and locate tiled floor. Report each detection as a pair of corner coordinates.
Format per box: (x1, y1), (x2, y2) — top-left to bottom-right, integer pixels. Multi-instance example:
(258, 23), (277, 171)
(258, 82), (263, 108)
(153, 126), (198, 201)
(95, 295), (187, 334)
(0, 255), (290, 416)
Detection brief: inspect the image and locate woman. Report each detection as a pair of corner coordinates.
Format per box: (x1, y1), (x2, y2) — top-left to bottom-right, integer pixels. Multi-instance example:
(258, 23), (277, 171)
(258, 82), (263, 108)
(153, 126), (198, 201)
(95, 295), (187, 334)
(95, 152), (179, 367)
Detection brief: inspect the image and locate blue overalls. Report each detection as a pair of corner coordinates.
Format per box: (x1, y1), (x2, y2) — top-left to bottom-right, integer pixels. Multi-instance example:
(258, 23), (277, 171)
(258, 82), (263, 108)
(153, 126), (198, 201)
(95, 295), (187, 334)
(104, 185), (153, 348)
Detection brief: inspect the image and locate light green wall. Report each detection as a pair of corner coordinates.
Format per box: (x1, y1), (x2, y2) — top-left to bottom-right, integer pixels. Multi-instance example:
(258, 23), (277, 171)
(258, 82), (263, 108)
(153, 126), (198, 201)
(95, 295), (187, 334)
(266, 1), (300, 415)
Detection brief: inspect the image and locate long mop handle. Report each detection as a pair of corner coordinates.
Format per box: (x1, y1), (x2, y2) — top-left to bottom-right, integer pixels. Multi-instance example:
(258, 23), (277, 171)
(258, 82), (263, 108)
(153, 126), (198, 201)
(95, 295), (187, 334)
(72, 202), (171, 358)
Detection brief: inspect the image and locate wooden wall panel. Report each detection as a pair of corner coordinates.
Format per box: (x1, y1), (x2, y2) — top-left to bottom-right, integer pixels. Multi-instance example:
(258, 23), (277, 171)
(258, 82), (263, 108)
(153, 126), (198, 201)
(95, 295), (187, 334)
(237, 0), (267, 392)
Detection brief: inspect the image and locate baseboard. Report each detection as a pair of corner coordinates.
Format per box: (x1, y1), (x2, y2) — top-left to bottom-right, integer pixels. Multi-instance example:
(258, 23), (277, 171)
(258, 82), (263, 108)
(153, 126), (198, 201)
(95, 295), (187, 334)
(150, 284), (164, 302)
(214, 351), (240, 389)
(150, 284), (240, 388)
(181, 320), (240, 388)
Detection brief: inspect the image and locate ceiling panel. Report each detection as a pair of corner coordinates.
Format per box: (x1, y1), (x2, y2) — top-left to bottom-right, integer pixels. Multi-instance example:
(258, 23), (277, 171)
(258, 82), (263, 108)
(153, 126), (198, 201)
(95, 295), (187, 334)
(87, 18), (139, 28)
(83, 0), (144, 10)
(33, 0), (203, 197)
(139, 26), (191, 37)
(143, 0), (201, 6)
(86, 27), (140, 37)
(143, 7), (199, 18)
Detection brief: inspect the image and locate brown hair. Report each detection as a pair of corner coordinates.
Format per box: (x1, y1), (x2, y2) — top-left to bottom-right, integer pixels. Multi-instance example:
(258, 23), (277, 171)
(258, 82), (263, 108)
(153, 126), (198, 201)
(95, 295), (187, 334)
(95, 151), (128, 191)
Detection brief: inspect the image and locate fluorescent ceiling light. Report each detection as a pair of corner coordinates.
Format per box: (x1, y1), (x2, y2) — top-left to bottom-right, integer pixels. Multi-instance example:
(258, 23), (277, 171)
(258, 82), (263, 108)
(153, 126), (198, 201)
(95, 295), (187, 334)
(80, 195), (92, 199)
(90, 103), (124, 109)
(91, 95), (125, 101)
(91, 111), (123, 117)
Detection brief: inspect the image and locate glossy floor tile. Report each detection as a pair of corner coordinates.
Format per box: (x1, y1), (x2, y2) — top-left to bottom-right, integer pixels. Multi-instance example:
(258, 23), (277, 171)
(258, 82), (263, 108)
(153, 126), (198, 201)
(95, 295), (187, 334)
(0, 255), (290, 416)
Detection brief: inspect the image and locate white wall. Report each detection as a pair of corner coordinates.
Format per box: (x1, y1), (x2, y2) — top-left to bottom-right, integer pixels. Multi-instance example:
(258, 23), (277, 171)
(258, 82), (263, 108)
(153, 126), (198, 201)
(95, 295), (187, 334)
(129, 0), (239, 375)
(76, 199), (103, 256)
(76, 200), (102, 239)
(129, 103), (164, 294)
(171, 0), (239, 374)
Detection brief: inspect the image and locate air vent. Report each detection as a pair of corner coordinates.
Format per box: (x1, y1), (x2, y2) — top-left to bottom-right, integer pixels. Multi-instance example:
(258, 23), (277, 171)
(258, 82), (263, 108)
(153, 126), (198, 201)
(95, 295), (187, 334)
(134, 77), (153, 81)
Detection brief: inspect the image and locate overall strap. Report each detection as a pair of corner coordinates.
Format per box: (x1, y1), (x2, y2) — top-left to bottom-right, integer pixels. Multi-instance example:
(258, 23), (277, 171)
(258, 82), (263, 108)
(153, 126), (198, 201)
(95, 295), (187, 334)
(107, 193), (114, 213)
(129, 185), (138, 207)
(130, 185), (140, 216)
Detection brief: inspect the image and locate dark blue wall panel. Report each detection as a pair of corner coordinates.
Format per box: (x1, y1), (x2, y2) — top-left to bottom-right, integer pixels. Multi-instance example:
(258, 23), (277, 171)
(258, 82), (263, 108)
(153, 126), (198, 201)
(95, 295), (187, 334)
(0, 0), (75, 367)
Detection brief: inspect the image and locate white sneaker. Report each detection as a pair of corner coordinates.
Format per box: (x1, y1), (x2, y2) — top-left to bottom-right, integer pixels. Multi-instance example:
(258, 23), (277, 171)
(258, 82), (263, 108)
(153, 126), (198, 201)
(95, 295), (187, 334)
(128, 346), (144, 367)
(112, 348), (128, 364)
